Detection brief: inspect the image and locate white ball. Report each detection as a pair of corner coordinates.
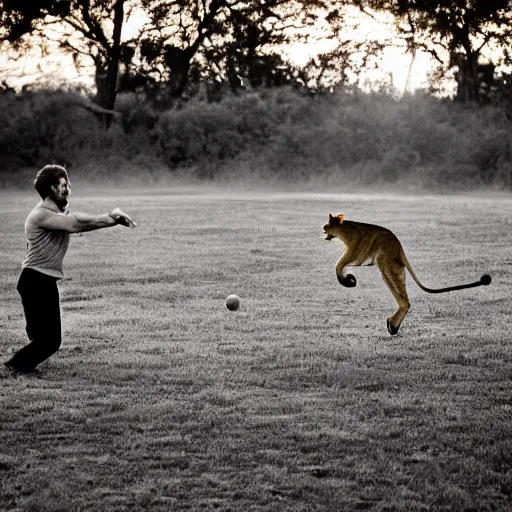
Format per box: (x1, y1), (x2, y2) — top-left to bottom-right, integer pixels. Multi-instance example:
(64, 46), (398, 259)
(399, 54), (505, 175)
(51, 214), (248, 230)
(225, 294), (240, 311)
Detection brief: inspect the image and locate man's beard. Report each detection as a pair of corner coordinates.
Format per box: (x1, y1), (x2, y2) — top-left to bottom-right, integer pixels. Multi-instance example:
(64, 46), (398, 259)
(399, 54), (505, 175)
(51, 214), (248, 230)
(50, 192), (69, 212)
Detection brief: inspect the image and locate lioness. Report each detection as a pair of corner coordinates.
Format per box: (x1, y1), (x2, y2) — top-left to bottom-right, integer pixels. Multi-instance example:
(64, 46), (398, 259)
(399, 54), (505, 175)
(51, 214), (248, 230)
(323, 213), (491, 335)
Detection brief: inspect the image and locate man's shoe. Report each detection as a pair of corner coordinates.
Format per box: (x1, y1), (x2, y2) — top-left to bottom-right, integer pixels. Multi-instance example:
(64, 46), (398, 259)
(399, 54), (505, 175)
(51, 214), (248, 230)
(4, 361), (34, 375)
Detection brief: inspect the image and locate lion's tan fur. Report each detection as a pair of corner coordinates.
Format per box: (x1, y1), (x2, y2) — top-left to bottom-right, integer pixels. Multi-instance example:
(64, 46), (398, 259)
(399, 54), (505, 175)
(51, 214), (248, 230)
(323, 213), (490, 335)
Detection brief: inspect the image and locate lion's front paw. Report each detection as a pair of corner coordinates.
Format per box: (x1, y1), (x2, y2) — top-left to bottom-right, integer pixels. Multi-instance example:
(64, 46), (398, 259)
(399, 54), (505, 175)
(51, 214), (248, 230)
(337, 273), (357, 288)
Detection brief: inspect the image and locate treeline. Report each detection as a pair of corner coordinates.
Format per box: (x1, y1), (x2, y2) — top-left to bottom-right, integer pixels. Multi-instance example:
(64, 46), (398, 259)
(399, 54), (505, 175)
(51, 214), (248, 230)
(1, 86), (511, 191)
(1, 1), (511, 114)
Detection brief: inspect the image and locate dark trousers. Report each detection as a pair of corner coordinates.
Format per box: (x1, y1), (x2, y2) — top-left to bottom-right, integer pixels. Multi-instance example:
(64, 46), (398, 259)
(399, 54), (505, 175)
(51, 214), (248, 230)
(6, 268), (62, 372)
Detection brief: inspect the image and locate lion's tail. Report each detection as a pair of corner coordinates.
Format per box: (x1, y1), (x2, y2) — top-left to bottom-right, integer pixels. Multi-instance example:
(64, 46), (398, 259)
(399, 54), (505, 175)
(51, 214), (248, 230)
(401, 249), (491, 294)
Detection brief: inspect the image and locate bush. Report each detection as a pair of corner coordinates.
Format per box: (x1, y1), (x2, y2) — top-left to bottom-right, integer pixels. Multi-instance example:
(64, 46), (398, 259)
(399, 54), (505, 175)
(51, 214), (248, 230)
(0, 89), (102, 171)
(154, 92), (277, 168)
(2, 86), (512, 191)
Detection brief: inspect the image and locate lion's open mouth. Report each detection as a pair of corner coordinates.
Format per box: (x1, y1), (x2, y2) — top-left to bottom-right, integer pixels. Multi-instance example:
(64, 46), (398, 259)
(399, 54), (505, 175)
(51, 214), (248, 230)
(323, 224), (334, 240)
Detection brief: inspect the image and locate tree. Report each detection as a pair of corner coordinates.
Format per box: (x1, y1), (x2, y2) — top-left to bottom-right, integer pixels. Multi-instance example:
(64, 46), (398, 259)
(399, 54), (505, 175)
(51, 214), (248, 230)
(0, 1), (70, 43)
(298, 5), (392, 92)
(130, 0), (332, 99)
(355, 0), (512, 102)
(0, 0), (135, 126)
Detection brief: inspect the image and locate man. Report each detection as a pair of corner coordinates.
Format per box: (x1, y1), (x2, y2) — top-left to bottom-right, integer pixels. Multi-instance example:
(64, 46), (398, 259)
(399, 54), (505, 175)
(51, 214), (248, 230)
(4, 164), (136, 374)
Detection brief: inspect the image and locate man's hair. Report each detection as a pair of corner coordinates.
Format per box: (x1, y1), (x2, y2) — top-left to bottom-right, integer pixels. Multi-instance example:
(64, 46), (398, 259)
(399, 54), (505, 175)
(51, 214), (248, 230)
(34, 164), (69, 199)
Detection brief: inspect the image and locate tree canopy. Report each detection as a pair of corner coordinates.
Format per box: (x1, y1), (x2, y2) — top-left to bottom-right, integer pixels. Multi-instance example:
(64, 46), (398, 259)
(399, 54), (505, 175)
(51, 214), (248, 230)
(1, 0), (133, 125)
(1, 0), (512, 108)
(356, 0), (512, 102)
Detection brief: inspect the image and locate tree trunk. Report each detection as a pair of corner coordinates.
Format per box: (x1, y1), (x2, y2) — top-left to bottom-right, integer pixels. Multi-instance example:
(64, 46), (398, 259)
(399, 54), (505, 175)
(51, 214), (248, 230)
(103, 0), (125, 127)
(166, 48), (193, 98)
(94, 61), (108, 110)
(453, 52), (481, 103)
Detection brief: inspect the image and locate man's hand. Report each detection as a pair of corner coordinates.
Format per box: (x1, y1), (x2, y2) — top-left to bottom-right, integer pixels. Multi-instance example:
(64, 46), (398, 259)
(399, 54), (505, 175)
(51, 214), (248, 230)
(109, 208), (137, 228)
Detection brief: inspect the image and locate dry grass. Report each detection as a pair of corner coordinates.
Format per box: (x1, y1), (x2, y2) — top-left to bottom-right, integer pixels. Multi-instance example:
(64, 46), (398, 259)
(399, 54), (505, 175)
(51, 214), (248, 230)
(1, 188), (511, 511)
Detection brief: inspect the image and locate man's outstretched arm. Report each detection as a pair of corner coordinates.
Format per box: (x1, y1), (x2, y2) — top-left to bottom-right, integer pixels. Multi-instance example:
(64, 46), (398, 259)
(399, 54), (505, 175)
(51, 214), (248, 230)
(35, 208), (136, 233)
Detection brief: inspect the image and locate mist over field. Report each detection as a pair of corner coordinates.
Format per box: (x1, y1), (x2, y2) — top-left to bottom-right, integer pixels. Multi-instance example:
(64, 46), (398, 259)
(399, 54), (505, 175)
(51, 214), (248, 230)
(1, 87), (511, 193)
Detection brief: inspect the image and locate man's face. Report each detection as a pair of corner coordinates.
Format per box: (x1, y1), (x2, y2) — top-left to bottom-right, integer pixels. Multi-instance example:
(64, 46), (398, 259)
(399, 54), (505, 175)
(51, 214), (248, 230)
(50, 177), (71, 204)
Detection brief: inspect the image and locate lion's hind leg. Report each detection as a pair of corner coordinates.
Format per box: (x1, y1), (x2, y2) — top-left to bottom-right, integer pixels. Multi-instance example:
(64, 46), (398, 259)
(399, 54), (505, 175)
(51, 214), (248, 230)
(378, 260), (410, 335)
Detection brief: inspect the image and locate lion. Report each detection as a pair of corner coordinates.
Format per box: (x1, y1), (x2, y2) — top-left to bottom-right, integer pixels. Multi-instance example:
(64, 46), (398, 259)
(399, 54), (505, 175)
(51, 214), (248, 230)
(323, 213), (491, 335)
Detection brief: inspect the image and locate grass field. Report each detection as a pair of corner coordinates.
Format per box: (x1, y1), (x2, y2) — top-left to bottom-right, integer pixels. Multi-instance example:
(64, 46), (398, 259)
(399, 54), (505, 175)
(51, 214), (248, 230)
(1, 188), (511, 511)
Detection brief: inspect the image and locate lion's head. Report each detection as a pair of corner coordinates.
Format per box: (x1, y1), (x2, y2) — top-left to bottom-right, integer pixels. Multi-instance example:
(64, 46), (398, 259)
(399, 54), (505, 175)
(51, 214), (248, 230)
(323, 213), (344, 240)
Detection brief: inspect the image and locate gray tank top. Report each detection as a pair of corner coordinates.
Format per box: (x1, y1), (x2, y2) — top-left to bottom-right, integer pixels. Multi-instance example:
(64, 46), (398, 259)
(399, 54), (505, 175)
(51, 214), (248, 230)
(21, 203), (70, 279)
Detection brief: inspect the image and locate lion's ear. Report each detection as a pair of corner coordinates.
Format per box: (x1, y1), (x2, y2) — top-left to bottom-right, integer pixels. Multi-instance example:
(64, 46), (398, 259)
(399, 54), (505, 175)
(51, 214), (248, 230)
(337, 214), (345, 224)
(328, 213), (341, 225)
